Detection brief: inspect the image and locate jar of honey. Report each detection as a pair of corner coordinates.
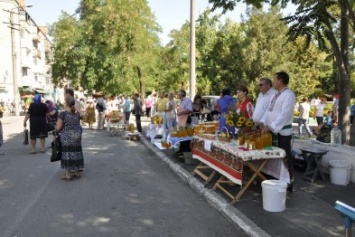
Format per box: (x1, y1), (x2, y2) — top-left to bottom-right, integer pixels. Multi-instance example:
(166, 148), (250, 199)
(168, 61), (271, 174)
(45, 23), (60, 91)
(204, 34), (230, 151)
(255, 136), (264, 150)
(262, 132), (272, 147)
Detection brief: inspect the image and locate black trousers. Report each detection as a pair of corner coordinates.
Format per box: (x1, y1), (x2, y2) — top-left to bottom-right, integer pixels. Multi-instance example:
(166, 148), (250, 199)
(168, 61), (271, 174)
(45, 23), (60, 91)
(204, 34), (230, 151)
(135, 115), (142, 132)
(277, 134), (293, 182)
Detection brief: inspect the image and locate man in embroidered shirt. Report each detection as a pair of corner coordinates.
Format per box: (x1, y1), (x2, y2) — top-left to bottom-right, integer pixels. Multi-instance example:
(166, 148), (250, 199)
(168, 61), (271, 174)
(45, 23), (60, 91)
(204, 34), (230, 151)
(252, 78), (277, 124)
(260, 71), (296, 192)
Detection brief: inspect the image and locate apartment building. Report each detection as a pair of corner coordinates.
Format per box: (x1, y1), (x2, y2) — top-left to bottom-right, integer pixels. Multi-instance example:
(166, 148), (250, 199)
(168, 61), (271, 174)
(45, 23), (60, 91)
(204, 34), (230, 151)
(0, 0), (54, 115)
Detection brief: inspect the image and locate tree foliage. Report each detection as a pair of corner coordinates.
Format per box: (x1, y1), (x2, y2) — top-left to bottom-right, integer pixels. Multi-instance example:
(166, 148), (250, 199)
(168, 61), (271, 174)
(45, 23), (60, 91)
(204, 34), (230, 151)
(51, 0), (161, 96)
(208, 0), (355, 144)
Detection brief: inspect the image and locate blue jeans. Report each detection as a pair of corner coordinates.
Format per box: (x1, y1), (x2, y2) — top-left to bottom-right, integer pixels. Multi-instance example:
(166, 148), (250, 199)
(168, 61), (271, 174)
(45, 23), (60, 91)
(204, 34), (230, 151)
(298, 118), (312, 136)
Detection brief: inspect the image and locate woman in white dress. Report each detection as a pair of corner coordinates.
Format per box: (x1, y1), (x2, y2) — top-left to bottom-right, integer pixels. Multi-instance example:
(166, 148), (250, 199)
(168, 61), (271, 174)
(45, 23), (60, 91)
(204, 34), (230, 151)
(165, 92), (176, 138)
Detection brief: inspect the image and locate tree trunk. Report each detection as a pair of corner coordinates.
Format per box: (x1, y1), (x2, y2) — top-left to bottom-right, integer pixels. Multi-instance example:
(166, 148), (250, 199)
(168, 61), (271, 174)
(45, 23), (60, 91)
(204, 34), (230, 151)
(324, 3), (351, 145)
(137, 66), (145, 100)
(338, 0), (351, 144)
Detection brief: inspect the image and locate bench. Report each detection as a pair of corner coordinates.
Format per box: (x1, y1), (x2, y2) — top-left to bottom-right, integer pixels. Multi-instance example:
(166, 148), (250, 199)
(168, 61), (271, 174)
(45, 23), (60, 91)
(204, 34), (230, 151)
(335, 200), (355, 237)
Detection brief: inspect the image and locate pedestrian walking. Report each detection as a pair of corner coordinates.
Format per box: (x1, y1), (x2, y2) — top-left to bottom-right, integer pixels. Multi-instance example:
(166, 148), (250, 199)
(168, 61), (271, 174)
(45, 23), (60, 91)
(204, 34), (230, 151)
(23, 94), (48, 154)
(80, 98), (87, 126)
(165, 92), (176, 137)
(133, 93), (143, 133)
(145, 94), (152, 118)
(96, 97), (106, 130)
(65, 89), (84, 117)
(350, 101), (355, 125)
(85, 99), (96, 130)
(123, 95), (131, 128)
(45, 100), (58, 133)
(315, 96), (327, 135)
(55, 96), (84, 181)
(298, 98), (313, 137)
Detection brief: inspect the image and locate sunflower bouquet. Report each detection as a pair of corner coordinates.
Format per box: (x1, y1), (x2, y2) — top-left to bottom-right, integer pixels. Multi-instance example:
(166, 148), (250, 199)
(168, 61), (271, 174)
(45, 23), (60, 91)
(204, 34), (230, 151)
(224, 107), (254, 130)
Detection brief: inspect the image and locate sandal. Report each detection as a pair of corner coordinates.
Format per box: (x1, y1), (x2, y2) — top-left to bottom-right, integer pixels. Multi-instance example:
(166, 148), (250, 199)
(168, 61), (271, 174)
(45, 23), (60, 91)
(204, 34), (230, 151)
(61, 172), (72, 181)
(70, 171), (81, 178)
(29, 151), (36, 154)
(40, 150), (46, 153)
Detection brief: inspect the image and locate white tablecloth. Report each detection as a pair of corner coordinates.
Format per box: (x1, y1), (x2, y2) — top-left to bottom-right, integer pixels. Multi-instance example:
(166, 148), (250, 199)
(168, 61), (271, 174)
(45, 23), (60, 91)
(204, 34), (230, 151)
(146, 124), (164, 141)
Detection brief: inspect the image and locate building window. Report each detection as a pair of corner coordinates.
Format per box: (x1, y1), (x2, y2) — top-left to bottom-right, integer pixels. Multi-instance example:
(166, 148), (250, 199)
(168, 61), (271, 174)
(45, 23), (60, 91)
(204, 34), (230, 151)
(22, 68), (28, 77)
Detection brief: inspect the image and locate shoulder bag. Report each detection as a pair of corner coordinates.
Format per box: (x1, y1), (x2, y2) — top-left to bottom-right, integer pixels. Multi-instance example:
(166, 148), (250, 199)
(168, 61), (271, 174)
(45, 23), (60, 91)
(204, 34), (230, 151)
(50, 136), (62, 162)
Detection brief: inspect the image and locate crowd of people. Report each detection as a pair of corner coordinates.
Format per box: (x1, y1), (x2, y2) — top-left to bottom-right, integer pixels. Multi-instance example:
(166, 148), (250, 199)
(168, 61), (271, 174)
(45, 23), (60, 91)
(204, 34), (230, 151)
(2, 70), (352, 185)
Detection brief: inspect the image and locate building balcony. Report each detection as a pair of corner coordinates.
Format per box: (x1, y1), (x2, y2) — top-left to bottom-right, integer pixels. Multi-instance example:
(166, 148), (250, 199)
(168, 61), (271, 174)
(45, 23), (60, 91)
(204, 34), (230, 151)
(21, 39), (32, 50)
(32, 48), (41, 58)
(32, 33), (39, 42)
(21, 58), (32, 68)
(19, 75), (31, 87)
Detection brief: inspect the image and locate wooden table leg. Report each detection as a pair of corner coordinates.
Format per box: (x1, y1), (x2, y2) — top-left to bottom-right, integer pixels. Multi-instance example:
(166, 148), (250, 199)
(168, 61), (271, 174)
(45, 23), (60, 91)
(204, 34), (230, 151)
(302, 153), (326, 182)
(230, 160), (269, 205)
(192, 162), (217, 186)
(211, 160), (269, 205)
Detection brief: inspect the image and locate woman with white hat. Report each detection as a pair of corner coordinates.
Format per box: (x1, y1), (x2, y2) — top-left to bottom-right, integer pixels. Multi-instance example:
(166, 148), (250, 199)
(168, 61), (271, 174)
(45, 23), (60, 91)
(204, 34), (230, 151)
(86, 99), (96, 130)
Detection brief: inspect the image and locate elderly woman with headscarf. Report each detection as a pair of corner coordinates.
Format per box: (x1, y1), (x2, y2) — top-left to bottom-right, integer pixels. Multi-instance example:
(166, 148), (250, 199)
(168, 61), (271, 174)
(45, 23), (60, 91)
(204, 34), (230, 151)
(23, 94), (48, 154)
(45, 100), (58, 133)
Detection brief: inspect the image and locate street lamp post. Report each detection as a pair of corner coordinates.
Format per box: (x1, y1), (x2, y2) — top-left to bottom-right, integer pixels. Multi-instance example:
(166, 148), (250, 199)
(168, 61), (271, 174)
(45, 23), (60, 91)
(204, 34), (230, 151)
(4, 5), (32, 116)
(189, 0), (196, 100)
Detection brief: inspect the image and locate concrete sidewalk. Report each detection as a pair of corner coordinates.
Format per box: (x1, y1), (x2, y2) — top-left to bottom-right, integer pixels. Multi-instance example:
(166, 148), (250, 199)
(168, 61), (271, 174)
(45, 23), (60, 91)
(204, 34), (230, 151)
(140, 119), (355, 237)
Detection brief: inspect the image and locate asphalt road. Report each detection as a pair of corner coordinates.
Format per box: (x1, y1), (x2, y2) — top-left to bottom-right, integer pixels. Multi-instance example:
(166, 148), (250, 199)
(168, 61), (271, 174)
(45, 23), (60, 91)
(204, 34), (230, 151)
(0, 115), (246, 237)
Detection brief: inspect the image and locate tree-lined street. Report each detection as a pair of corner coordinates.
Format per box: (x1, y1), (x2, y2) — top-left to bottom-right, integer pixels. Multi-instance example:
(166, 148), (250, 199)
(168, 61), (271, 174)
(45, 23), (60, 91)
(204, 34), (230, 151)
(0, 115), (245, 237)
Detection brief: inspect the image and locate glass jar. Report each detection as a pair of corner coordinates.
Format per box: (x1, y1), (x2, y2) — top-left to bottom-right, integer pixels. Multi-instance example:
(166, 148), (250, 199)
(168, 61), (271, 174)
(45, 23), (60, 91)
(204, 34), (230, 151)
(255, 136), (264, 150)
(262, 132), (272, 147)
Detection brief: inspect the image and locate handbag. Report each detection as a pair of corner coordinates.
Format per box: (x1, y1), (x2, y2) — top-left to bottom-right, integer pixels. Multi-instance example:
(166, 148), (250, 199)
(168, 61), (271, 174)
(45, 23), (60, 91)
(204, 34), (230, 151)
(23, 128), (29, 145)
(50, 136), (62, 162)
(131, 108), (135, 115)
(46, 123), (55, 133)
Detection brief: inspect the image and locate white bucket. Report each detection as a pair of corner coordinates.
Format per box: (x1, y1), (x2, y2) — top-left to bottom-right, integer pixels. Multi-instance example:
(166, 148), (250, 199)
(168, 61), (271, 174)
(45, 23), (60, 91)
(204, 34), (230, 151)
(261, 180), (287, 212)
(329, 160), (352, 186)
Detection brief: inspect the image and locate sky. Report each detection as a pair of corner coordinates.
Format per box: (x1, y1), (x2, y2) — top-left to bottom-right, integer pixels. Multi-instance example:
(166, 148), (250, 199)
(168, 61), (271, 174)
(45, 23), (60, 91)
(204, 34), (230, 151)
(25, 1), (295, 45)
(25, 0), (248, 45)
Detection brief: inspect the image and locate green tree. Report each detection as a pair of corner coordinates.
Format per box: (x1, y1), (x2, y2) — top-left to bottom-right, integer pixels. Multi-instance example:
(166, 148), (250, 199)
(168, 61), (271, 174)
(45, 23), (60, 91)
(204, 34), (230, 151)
(52, 0), (161, 98)
(209, 0), (355, 145)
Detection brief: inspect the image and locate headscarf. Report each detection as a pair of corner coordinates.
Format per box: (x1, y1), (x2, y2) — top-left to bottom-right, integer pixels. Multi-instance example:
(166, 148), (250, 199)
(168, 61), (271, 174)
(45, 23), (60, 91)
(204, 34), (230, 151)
(33, 94), (41, 104)
(97, 97), (104, 105)
(45, 100), (54, 111)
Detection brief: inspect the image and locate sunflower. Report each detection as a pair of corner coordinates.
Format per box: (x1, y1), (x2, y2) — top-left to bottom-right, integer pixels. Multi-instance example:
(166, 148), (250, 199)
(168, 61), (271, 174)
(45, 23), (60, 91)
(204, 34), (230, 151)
(246, 120), (254, 127)
(236, 122), (243, 127)
(238, 117), (246, 123)
(227, 120), (234, 126)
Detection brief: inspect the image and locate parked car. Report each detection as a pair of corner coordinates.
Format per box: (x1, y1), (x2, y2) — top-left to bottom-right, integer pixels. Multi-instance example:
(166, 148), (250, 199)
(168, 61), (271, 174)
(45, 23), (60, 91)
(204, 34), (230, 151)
(201, 95), (220, 112)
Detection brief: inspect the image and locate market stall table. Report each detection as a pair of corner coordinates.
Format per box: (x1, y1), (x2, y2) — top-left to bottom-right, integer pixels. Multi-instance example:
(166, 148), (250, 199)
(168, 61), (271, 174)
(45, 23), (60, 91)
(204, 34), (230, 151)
(300, 147), (328, 182)
(191, 136), (288, 204)
(168, 135), (194, 146)
(106, 120), (126, 136)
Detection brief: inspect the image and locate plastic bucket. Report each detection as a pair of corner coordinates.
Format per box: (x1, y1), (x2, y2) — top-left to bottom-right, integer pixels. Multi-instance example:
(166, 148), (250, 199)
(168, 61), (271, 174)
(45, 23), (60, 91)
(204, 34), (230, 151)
(261, 180), (287, 212)
(329, 160), (352, 186)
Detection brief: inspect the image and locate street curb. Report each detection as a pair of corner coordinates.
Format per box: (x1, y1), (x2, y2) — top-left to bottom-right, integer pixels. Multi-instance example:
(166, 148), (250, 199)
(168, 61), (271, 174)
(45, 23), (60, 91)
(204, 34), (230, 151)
(141, 136), (271, 237)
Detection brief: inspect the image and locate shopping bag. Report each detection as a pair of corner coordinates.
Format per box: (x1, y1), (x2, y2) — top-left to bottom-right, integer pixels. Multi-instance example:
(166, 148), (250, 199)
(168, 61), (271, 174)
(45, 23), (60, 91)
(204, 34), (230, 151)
(23, 128), (29, 145)
(190, 116), (199, 126)
(50, 137), (62, 162)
